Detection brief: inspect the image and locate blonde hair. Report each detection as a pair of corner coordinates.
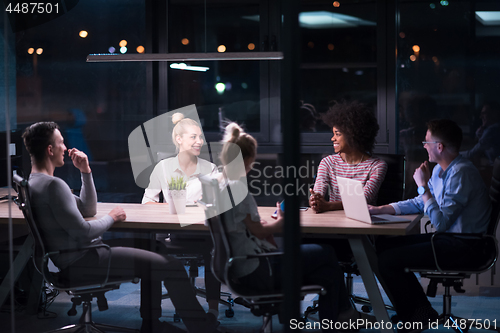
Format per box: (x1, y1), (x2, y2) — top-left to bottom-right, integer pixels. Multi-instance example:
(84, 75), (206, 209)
(220, 122), (257, 166)
(171, 112), (201, 151)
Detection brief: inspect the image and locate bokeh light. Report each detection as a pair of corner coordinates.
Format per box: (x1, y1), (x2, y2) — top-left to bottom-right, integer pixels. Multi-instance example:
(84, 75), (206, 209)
(119, 40), (127, 47)
(248, 43), (255, 50)
(120, 46), (127, 54)
(217, 45), (226, 53)
(412, 45), (420, 53)
(181, 38), (189, 45)
(136, 45), (145, 53)
(327, 44), (334, 51)
(410, 55), (417, 61)
(27, 48), (34, 54)
(36, 48), (43, 55)
(79, 30), (88, 38)
(399, 32), (406, 38)
(333, 1), (340, 7)
(108, 46), (116, 53)
(215, 82), (226, 94)
(432, 56), (439, 63)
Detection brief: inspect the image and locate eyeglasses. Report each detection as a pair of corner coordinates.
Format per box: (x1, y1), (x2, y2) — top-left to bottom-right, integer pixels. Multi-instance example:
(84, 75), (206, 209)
(422, 141), (441, 147)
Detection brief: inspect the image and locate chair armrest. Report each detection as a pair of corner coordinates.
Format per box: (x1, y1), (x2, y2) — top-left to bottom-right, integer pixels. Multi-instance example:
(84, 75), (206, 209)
(44, 243), (113, 286)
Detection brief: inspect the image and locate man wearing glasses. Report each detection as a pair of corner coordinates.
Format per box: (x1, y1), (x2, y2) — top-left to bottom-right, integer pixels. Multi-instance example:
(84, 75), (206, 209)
(368, 119), (491, 329)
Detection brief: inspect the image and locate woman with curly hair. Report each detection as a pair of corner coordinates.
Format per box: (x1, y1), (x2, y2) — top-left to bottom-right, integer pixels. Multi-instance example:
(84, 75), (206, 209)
(309, 100), (388, 213)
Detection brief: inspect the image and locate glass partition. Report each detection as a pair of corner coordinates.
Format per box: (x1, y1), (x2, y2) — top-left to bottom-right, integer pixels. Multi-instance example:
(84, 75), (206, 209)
(12, 0), (148, 202)
(299, 0), (378, 137)
(397, 0), (500, 198)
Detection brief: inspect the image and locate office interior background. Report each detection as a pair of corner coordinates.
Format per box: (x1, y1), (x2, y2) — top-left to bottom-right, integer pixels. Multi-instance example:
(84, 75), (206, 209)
(1, 0), (500, 330)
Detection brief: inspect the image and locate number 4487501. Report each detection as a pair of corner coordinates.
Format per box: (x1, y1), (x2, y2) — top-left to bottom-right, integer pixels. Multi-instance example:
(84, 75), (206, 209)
(5, 3), (59, 14)
(444, 319), (497, 330)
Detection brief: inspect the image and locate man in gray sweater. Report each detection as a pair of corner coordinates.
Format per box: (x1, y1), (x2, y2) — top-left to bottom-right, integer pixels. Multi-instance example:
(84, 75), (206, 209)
(22, 121), (220, 333)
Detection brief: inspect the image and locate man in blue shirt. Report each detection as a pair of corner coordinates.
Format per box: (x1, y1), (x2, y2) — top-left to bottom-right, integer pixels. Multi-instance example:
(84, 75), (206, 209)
(368, 119), (491, 328)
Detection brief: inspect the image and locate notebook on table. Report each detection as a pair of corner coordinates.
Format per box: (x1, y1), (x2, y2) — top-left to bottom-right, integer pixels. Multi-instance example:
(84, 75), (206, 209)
(336, 176), (411, 224)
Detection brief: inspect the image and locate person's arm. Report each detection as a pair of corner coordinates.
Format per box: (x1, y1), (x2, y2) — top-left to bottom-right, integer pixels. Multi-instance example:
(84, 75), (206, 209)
(310, 158), (341, 212)
(66, 148), (97, 217)
(424, 170), (469, 232)
(243, 202), (284, 239)
(76, 173), (98, 217)
(368, 204), (396, 215)
(48, 178), (117, 242)
(142, 163), (163, 204)
(363, 159), (388, 204)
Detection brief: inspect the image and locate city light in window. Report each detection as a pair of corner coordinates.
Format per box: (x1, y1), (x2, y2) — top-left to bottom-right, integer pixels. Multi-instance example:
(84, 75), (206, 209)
(136, 46), (145, 53)
(27, 48), (34, 54)
(36, 48), (43, 55)
(217, 45), (226, 53)
(119, 40), (127, 47)
(79, 30), (88, 38)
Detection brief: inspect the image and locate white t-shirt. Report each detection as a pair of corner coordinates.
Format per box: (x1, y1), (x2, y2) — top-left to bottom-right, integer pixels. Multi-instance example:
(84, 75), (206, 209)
(142, 155), (218, 205)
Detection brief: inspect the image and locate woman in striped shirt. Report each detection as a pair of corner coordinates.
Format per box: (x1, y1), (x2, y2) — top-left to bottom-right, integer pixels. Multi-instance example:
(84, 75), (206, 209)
(309, 100), (388, 213)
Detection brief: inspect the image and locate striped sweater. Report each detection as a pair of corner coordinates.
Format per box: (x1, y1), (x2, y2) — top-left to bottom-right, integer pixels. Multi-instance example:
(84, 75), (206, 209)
(312, 154), (388, 205)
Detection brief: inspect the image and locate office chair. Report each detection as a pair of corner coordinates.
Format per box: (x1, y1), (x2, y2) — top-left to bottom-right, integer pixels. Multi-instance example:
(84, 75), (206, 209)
(159, 233), (235, 320)
(197, 175), (326, 333)
(154, 151), (234, 319)
(13, 174), (139, 333)
(407, 156), (500, 333)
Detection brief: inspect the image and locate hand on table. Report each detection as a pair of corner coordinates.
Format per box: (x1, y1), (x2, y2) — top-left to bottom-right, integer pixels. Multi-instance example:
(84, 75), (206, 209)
(109, 206), (126, 222)
(309, 189), (329, 213)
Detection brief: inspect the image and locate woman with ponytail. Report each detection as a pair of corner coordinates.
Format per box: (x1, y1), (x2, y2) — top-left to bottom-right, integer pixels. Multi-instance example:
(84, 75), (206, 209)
(218, 122), (355, 331)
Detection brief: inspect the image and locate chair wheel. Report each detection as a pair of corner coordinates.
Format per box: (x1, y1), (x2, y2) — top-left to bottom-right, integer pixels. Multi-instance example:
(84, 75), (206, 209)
(225, 308), (234, 318)
(361, 305), (372, 313)
(174, 313), (181, 322)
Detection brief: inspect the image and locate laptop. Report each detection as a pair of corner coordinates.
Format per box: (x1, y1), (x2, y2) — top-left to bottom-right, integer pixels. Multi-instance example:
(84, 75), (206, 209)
(336, 176), (411, 224)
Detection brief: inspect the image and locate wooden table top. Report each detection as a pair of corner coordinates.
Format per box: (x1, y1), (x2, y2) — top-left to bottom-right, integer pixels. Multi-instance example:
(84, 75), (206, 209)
(0, 200), (420, 236)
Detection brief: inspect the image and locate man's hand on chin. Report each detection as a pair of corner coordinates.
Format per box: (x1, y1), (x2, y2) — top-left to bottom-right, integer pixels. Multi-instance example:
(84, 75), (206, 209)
(68, 148), (92, 174)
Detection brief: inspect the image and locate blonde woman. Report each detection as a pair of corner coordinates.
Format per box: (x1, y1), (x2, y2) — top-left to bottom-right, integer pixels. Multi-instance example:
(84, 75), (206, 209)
(142, 112), (218, 204)
(142, 112), (222, 318)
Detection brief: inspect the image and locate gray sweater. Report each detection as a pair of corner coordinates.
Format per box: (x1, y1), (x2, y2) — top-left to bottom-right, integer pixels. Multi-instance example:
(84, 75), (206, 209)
(29, 172), (114, 269)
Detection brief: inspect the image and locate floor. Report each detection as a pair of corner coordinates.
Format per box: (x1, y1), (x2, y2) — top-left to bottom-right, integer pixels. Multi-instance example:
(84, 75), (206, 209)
(1, 270), (500, 333)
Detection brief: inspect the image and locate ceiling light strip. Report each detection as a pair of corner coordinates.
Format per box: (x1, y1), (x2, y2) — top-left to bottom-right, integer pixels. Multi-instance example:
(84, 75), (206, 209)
(87, 52), (284, 62)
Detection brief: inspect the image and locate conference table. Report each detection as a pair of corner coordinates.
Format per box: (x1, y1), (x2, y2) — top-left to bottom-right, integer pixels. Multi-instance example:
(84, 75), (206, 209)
(0, 199), (421, 332)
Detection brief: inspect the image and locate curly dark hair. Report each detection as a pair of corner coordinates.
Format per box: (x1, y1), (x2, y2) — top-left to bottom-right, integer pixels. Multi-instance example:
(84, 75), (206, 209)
(323, 100), (379, 155)
(22, 122), (60, 163)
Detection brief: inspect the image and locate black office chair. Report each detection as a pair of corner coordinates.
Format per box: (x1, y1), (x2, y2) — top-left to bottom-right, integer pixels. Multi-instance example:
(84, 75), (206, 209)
(13, 174), (139, 333)
(407, 156), (500, 333)
(197, 175), (326, 333)
(154, 151), (234, 319)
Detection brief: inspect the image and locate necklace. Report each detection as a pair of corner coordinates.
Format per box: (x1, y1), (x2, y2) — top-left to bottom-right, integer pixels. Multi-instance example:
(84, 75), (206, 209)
(343, 154), (364, 167)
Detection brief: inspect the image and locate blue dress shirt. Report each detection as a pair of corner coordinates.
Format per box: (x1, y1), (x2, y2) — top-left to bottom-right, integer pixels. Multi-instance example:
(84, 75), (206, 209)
(390, 155), (491, 233)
